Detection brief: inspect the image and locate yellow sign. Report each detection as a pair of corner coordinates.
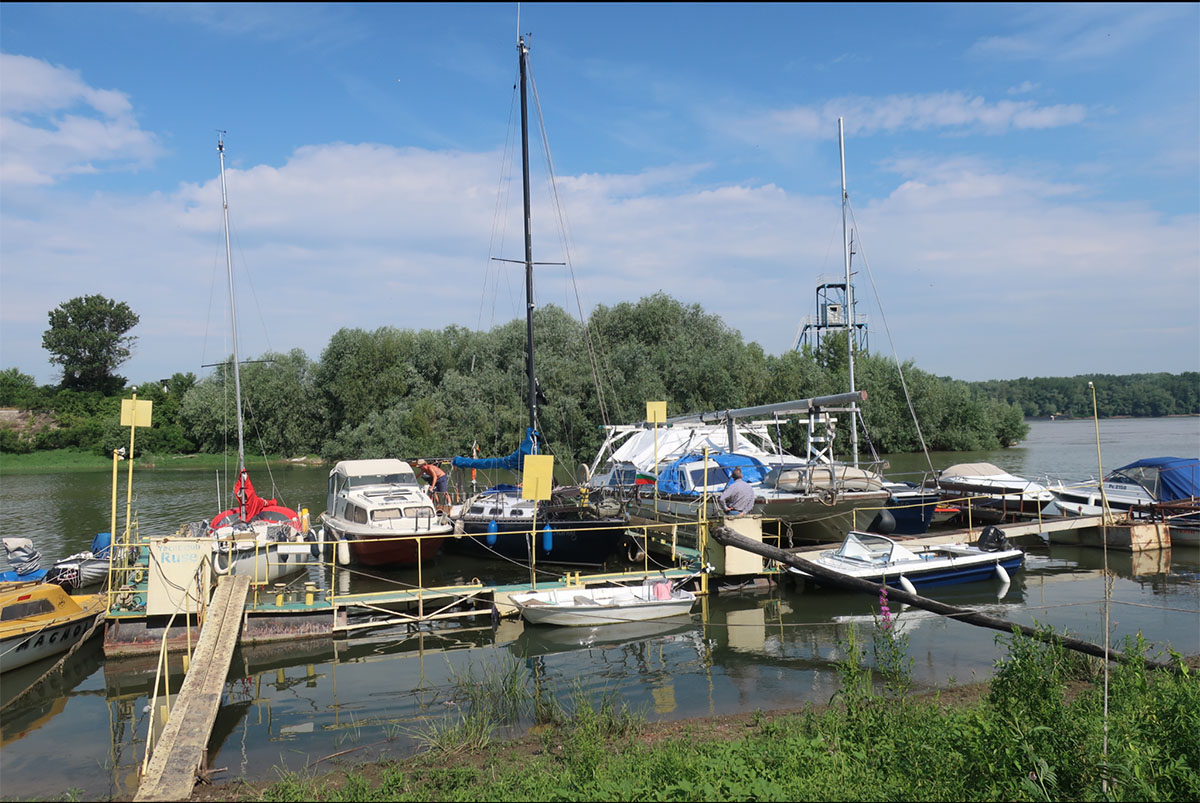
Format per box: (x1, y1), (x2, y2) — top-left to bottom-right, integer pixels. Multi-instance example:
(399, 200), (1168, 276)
(120, 398), (153, 427)
(646, 401), (667, 424)
(522, 454), (554, 501)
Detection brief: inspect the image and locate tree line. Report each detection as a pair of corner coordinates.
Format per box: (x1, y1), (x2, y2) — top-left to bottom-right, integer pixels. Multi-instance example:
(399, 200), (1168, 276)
(2, 293), (1195, 471)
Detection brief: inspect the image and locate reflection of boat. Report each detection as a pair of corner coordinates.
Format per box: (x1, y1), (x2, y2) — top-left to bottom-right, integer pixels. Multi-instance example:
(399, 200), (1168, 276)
(509, 616), (696, 656)
(1, 637), (103, 745)
(510, 579), (697, 626)
(1046, 457), (1199, 545)
(787, 529), (1024, 595)
(448, 36), (626, 568)
(0, 582), (105, 673)
(320, 459), (452, 567)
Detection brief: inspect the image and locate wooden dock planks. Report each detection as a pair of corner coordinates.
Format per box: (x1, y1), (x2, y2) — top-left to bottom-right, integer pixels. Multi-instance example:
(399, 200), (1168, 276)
(134, 574), (251, 802)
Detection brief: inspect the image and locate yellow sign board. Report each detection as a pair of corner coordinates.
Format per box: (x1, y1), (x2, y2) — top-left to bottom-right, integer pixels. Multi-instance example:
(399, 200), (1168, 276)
(522, 454), (554, 501)
(120, 398), (153, 428)
(646, 401), (667, 424)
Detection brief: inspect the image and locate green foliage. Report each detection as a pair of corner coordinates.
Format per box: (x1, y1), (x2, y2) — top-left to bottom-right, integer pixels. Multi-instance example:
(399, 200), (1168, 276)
(0, 368), (39, 407)
(5, 293), (1195, 463)
(41, 294), (139, 393)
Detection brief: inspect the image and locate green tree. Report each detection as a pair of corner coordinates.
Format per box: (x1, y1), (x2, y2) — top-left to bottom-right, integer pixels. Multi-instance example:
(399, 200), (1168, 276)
(41, 295), (140, 393)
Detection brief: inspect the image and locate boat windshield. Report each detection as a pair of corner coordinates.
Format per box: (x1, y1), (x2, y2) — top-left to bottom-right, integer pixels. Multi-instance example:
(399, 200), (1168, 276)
(688, 464), (734, 490)
(1107, 466), (1160, 497)
(347, 473), (415, 488)
(833, 532), (895, 563)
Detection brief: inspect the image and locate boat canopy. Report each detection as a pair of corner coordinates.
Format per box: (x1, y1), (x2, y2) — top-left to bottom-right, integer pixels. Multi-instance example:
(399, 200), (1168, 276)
(656, 452), (770, 496)
(1110, 457), (1199, 502)
(453, 427), (543, 472)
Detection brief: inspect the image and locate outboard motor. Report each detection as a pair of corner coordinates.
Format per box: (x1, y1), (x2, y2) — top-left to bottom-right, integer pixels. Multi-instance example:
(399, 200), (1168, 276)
(978, 525), (1010, 552)
(2, 537), (42, 576)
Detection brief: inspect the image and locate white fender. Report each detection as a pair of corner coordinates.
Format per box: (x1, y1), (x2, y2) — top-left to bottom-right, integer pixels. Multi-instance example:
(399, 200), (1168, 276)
(898, 575), (917, 596)
(994, 563), (1011, 585)
(212, 545), (233, 576)
(336, 539), (351, 566)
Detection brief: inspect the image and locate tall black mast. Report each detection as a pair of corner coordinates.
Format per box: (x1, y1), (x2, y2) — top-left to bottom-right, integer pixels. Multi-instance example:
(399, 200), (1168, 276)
(518, 36), (538, 441)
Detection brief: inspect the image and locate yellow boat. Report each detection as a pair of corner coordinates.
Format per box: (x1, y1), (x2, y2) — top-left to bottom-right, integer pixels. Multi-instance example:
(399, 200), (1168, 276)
(0, 582), (105, 674)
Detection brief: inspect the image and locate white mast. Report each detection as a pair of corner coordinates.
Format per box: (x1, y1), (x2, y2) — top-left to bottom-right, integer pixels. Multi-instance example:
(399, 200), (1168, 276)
(217, 135), (247, 511)
(839, 117), (859, 467)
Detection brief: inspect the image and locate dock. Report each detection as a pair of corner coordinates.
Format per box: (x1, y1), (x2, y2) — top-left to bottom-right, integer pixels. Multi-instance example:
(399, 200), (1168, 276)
(134, 575), (250, 802)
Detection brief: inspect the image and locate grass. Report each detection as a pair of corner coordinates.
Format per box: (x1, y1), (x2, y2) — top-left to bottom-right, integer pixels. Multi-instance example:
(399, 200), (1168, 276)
(184, 627), (1199, 802)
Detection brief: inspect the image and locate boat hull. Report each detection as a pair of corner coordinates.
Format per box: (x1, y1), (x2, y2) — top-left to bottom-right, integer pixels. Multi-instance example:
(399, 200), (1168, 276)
(326, 527), (448, 568)
(0, 585), (106, 674)
(511, 582), (697, 626)
(451, 517), (627, 567)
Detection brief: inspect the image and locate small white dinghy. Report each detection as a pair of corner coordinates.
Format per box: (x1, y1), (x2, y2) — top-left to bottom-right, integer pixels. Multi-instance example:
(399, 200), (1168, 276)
(510, 578), (698, 627)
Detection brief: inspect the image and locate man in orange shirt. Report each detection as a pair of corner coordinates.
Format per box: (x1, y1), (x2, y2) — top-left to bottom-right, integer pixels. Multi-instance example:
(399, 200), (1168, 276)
(415, 459), (449, 506)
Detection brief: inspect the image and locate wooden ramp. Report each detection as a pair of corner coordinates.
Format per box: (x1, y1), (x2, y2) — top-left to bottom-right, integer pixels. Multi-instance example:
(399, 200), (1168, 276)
(134, 575), (250, 802)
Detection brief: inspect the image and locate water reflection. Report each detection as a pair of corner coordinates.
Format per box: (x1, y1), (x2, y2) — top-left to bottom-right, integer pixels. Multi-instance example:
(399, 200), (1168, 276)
(1, 542), (1196, 801)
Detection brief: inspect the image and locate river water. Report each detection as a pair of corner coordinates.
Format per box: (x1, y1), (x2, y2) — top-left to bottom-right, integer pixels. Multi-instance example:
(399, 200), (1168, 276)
(1, 417), (1197, 799)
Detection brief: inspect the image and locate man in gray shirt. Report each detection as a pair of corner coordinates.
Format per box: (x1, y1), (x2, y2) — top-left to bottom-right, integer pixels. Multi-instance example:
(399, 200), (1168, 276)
(719, 467), (755, 516)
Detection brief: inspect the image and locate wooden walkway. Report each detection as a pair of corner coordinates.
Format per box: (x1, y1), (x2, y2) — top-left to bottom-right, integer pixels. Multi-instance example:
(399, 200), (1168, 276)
(134, 575), (250, 802)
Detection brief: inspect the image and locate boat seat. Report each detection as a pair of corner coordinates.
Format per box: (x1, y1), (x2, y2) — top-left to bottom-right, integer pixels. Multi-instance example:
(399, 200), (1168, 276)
(521, 597), (548, 606)
(573, 595), (600, 606)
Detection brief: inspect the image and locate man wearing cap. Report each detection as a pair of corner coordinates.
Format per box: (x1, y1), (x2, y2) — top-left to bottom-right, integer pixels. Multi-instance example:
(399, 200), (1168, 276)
(415, 459), (449, 506)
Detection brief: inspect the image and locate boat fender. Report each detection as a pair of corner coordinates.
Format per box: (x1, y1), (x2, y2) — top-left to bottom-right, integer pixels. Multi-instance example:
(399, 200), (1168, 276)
(867, 508), (897, 536)
(213, 546), (233, 576)
(486, 519), (499, 546)
(336, 539), (351, 567)
(453, 518), (465, 536)
(994, 563), (1011, 585)
(898, 575), (917, 596)
(542, 523), (553, 554)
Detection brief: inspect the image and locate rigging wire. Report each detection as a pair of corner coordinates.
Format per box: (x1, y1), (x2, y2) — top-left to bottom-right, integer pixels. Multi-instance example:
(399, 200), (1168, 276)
(526, 53), (621, 432)
(845, 201), (937, 479)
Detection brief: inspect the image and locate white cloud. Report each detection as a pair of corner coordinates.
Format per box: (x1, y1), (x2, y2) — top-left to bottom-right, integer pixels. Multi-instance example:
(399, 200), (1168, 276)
(0, 53), (163, 186)
(969, 4), (1190, 63)
(728, 91), (1087, 144)
(3, 141), (1196, 387)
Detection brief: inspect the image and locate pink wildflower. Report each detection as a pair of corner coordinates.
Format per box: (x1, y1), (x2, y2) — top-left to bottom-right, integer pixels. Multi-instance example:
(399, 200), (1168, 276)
(879, 583), (892, 630)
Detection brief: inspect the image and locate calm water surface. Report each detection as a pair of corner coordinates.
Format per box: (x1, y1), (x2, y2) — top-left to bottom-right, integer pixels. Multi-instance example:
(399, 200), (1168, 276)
(1, 417), (1197, 799)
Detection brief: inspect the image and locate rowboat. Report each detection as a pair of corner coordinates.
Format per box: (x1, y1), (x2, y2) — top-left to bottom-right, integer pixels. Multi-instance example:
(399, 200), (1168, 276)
(509, 578), (697, 626)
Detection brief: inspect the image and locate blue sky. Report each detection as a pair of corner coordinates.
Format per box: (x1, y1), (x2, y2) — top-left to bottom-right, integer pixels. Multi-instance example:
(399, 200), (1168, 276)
(2, 3), (1197, 394)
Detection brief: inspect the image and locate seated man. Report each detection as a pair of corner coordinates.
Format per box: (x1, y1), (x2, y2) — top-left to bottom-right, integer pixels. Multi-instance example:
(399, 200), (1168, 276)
(719, 467), (755, 516)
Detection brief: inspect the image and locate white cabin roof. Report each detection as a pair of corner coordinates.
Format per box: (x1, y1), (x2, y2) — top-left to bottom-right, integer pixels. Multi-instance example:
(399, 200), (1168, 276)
(330, 458), (416, 478)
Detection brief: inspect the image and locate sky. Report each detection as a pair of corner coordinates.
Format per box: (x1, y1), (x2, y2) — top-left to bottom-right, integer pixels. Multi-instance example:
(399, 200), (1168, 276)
(1, 3), (1197, 395)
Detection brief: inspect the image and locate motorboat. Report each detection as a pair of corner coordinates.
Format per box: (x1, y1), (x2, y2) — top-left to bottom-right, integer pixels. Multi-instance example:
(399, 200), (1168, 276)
(882, 481), (942, 535)
(321, 459), (453, 567)
(509, 577), (697, 626)
(928, 462), (1055, 518)
(786, 527), (1024, 595)
(0, 581), (106, 673)
(2, 534), (112, 593)
(1046, 457), (1199, 545)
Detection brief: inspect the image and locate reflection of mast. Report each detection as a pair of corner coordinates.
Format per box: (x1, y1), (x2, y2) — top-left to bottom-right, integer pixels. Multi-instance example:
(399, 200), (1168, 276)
(217, 135), (248, 512)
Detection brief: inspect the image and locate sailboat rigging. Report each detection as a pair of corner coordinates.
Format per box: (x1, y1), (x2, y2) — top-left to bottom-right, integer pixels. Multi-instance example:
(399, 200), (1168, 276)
(448, 35), (627, 569)
(178, 136), (314, 581)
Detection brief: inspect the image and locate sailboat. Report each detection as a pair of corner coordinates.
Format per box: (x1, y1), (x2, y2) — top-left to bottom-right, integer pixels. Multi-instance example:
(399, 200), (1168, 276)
(174, 136), (315, 583)
(448, 36), (627, 568)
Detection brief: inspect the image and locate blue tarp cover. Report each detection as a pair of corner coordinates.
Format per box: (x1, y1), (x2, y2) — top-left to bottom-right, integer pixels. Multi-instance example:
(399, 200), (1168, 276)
(452, 428), (542, 472)
(1112, 457), (1199, 502)
(656, 452), (769, 495)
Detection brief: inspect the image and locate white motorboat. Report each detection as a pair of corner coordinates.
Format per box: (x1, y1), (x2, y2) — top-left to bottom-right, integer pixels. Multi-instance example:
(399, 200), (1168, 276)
(929, 462), (1055, 517)
(1046, 457), (1199, 546)
(510, 578), (698, 626)
(787, 528), (1024, 595)
(321, 459), (452, 567)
